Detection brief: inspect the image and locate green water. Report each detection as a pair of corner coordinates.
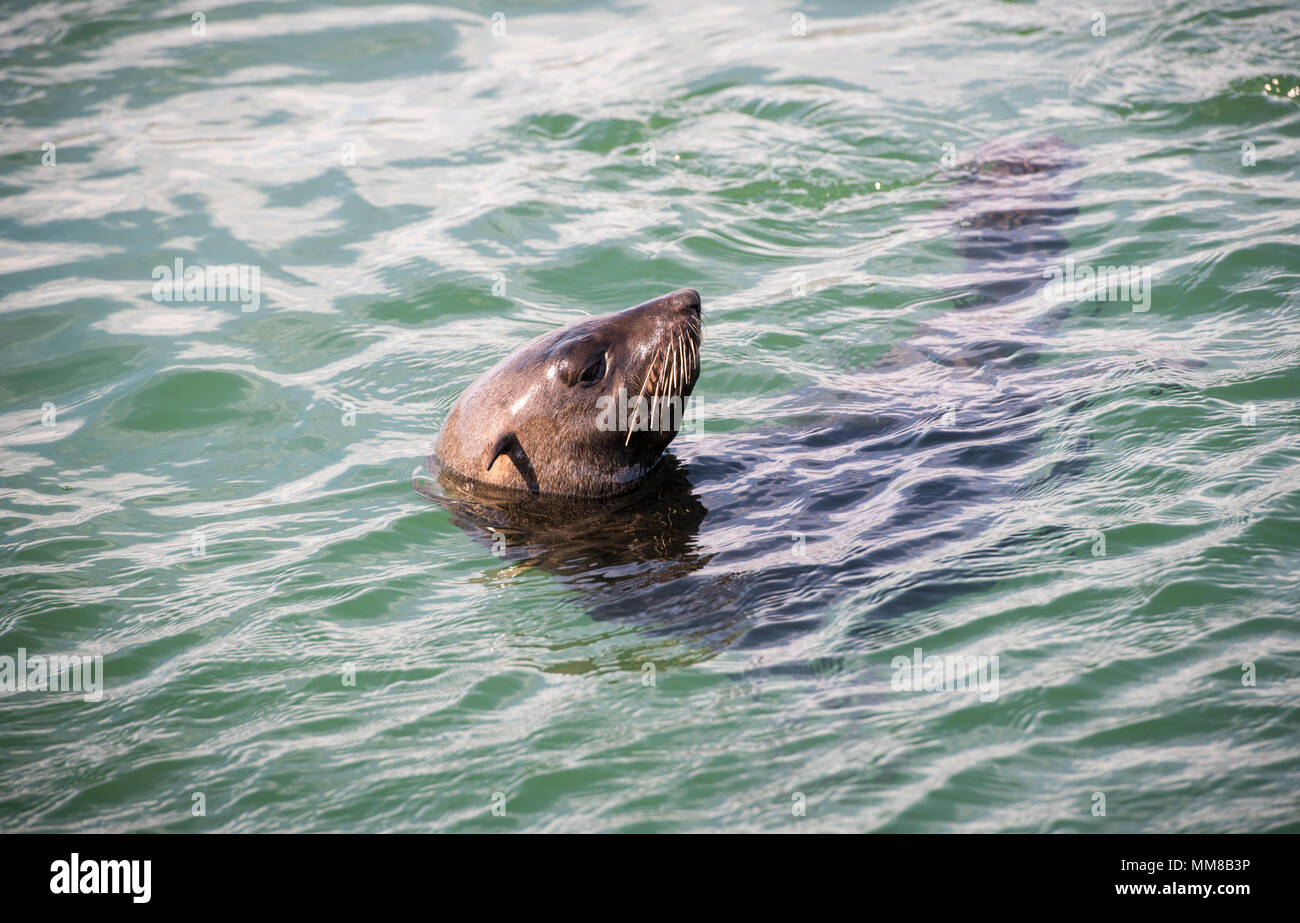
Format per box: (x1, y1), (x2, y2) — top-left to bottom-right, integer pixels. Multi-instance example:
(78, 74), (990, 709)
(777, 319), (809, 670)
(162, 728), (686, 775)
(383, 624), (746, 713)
(1, 0), (1298, 833)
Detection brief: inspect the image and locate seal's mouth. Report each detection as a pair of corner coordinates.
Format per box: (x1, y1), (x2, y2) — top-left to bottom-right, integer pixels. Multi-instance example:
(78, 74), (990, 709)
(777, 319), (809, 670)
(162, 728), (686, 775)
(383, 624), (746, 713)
(625, 288), (703, 445)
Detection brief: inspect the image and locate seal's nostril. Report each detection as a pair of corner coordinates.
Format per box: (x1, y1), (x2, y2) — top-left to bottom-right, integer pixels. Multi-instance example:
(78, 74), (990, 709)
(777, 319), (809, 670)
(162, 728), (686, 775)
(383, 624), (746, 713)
(678, 288), (701, 317)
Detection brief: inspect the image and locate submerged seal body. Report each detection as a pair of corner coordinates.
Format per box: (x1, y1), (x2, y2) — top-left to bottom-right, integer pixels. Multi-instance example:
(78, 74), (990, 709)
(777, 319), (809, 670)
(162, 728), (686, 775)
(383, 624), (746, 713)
(433, 288), (702, 497)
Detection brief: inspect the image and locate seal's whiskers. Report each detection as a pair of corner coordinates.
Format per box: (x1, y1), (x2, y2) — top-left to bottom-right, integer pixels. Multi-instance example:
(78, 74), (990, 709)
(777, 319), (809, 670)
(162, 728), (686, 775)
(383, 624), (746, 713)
(626, 342), (664, 446)
(621, 314), (701, 446)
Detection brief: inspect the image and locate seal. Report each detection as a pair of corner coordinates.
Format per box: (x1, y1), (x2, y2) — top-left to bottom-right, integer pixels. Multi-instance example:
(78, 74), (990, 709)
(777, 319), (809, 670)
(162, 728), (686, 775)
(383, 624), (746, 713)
(417, 138), (1093, 637)
(432, 288), (703, 497)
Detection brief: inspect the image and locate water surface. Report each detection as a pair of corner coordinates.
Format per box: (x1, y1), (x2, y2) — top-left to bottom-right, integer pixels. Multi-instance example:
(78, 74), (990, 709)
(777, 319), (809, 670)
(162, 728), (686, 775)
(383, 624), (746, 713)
(1, 0), (1298, 832)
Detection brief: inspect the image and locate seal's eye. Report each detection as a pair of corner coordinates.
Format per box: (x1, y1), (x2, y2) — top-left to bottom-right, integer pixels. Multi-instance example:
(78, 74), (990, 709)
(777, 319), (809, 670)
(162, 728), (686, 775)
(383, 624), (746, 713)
(576, 353), (605, 386)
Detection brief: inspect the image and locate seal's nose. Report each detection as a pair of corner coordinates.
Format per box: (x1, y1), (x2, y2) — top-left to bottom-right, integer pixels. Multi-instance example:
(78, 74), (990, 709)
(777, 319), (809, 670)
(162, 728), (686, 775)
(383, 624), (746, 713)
(633, 288), (701, 321)
(674, 288), (702, 317)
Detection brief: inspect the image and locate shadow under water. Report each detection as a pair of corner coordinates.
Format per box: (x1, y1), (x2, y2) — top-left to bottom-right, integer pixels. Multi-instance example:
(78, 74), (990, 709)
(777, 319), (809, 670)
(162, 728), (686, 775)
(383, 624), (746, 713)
(417, 136), (1098, 647)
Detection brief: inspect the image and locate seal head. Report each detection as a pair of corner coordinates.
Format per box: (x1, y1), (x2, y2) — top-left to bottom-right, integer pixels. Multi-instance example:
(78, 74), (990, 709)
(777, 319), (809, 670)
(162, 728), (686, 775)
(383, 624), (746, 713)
(433, 288), (703, 497)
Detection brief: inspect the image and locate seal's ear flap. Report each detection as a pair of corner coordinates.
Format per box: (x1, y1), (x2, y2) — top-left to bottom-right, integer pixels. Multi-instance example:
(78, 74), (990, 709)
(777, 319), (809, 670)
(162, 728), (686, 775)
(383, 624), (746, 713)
(485, 431), (540, 493)
(486, 432), (518, 472)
